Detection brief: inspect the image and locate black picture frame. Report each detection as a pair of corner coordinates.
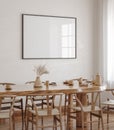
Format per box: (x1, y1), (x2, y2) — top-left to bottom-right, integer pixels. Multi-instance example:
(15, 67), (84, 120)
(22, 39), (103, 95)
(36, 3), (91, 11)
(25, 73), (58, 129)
(22, 14), (77, 59)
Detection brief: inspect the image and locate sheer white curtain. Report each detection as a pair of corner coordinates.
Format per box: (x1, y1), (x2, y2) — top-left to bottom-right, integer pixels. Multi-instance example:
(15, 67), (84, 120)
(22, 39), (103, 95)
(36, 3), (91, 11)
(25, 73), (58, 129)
(103, 0), (114, 87)
(107, 0), (114, 87)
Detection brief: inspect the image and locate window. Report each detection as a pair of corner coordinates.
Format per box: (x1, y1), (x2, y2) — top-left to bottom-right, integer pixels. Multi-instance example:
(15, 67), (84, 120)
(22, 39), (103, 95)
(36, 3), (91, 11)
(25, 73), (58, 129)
(61, 24), (75, 58)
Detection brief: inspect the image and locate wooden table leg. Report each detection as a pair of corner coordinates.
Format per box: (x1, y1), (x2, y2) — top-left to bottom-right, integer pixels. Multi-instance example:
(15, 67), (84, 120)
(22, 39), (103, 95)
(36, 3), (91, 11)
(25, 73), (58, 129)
(67, 93), (88, 129)
(76, 93), (88, 127)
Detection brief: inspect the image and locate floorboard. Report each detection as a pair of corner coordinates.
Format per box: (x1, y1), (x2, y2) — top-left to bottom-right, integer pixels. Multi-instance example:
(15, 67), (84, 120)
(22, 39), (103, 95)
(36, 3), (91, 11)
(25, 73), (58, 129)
(0, 113), (114, 130)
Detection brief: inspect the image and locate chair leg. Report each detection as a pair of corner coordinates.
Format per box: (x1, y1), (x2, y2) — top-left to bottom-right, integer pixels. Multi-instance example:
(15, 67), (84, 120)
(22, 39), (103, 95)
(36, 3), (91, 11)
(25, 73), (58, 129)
(107, 105), (109, 123)
(13, 114), (15, 130)
(41, 117), (44, 130)
(53, 116), (54, 130)
(26, 116), (29, 130)
(9, 118), (12, 130)
(100, 111), (104, 130)
(98, 112), (100, 130)
(25, 97), (28, 129)
(36, 117), (38, 130)
(25, 110), (30, 130)
(20, 99), (24, 130)
(60, 115), (63, 130)
(64, 94), (67, 115)
(66, 107), (70, 130)
(90, 113), (92, 130)
(53, 116), (56, 130)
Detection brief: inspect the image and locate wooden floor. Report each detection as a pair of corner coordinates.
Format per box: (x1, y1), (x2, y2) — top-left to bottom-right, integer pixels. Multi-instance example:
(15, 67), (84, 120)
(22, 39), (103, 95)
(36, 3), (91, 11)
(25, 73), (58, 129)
(0, 113), (114, 130)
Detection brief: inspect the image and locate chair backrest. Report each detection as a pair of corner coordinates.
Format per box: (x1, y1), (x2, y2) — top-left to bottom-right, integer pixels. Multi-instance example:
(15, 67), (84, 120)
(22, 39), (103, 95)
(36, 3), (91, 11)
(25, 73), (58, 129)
(75, 91), (101, 111)
(90, 92), (101, 110)
(0, 95), (16, 111)
(26, 93), (63, 115)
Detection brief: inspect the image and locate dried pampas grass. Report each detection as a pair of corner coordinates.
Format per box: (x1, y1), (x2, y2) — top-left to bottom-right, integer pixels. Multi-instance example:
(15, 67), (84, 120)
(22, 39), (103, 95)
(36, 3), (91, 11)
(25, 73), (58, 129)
(34, 64), (49, 77)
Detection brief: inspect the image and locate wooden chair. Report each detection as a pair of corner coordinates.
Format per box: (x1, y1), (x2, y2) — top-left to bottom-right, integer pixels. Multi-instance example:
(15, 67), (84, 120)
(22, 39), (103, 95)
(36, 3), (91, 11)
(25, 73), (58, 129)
(67, 91), (104, 130)
(0, 83), (24, 130)
(25, 93), (63, 130)
(0, 95), (16, 130)
(102, 90), (114, 123)
(25, 81), (54, 129)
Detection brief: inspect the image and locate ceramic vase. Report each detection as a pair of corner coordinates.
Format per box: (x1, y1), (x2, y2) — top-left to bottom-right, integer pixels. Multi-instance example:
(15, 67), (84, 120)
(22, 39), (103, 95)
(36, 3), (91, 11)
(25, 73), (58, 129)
(34, 76), (42, 88)
(95, 74), (102, 86)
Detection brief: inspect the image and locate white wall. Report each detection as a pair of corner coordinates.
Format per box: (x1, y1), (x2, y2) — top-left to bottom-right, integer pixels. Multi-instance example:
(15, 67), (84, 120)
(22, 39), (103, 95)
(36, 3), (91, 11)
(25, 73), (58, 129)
(0, 0), (98, 84)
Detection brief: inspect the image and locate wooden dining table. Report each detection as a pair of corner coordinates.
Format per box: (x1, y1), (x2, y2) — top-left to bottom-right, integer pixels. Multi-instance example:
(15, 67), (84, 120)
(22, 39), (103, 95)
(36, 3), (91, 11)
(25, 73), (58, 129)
(0, 83), (107, 130)
(0, 83), (107, 96)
